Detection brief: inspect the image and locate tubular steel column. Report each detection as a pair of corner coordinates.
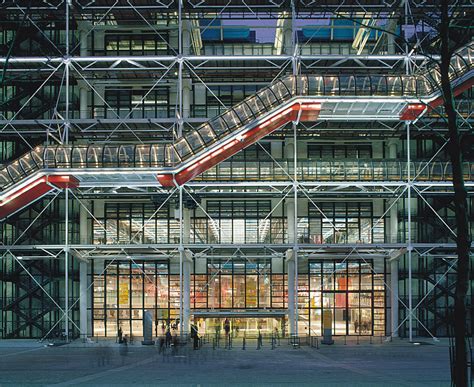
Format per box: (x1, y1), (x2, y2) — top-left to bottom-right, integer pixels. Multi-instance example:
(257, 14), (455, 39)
(179, 185), (184, 337)
(390, 258), (399, 337)
(293, 124), (298, 338)
(389, 137), (399, 336)
(286, 249), (295, 335)
(291, 1), (299, 338)
(177, 0), (183, 138)
(79, 201), (89, 340)
(390, 198), (399, 337)
(183, 251), (192, 336)
(407, 122), (413, 342)
(178, 0), (184, 338)
(403, 0), (413, 342)
(79, 260), (87, 341)
(64, 0), (71, 342)
(182, 204), (191, 335)
(64, 188), (69, 342)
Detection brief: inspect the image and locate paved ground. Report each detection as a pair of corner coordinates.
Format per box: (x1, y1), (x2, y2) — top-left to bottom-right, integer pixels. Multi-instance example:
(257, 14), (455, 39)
(0, 337), (451, 386)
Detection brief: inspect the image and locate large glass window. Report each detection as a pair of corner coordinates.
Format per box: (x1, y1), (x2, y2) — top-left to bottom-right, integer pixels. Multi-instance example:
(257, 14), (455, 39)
(91, 261), (170, 337)
(102, 88), (169, 119)
(306, 260), (385, 336)
(93, 203), (179, 245)
(307, 143), (372, 159)
(191, 259), (284, 310)
(104, 33), (170, 55)
(192, 84), (262, 117)
(196, 200), (284, 244)
(306, 202), (384, 244)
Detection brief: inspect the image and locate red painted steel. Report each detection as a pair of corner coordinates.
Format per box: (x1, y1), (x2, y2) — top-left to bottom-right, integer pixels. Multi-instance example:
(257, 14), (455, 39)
(158, 102), (321, 187)
(400, 104), (426, 121)
(0, 175), (79, 219)
(400, 77), (474, 121)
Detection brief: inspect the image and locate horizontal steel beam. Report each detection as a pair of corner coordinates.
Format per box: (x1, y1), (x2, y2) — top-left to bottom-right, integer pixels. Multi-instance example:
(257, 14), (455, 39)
(0, 54), (436, 64)
(0, 243), (471, 251)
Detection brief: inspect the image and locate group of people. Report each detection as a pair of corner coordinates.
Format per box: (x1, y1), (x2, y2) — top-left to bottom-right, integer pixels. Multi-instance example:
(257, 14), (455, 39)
(354, 319), (371, 333)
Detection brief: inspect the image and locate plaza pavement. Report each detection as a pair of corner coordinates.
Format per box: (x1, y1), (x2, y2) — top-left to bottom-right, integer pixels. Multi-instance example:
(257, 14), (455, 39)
(0, 337), (451, 386)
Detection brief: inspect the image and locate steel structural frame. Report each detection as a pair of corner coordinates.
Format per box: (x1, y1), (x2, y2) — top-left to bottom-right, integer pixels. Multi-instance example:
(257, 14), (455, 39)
(0, 0), (473, 341)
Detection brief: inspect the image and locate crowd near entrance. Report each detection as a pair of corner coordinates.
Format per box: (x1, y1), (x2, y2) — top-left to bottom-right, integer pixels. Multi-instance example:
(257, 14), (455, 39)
(192, 316), (286, 338)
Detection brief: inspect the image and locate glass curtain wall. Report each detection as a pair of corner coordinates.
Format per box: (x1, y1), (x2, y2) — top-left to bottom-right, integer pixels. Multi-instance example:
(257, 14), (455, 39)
(304, 202), (384, 244)
(191, 260), (285, 310)
(193, 200), (286, 244)
(91, 260), (175, 338)
(299, 259), (385, 336)
(92, 203), (180, 245)
(92, 201), (286, 245)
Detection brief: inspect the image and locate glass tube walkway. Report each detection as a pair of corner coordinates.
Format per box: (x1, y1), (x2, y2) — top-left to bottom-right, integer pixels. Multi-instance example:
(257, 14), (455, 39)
(0, 42), (472, 219)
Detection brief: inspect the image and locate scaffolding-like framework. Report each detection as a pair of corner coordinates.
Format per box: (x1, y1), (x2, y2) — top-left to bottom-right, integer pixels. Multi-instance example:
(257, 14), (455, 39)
(0, 0), (473, 342)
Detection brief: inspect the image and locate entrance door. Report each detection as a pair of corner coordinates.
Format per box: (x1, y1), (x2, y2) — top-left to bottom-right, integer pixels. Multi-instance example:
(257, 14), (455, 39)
(196, 317), (283, 338)
(309, 260), (383, 336)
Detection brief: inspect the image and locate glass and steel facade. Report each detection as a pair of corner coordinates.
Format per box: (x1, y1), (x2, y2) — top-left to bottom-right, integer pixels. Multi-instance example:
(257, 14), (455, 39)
(0, 1), (472, 342)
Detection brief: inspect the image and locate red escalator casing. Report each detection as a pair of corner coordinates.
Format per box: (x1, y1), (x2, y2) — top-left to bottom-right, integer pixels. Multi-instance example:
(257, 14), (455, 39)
(0, 175), (79, 220)
(157, 102), (321, 187)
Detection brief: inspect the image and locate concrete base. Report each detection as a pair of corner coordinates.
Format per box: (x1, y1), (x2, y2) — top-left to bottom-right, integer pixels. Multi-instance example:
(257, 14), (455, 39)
(321, 328), (334, 345)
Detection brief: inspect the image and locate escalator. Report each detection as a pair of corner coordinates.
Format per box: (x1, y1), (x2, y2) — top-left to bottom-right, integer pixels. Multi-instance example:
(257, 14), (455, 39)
(0, 42), (472, 220)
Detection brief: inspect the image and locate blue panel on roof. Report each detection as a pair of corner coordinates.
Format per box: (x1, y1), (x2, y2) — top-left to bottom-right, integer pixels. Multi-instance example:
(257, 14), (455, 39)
(200, 19), (221, 41)
(302, 26), (331, 40)
(333, 19), (355, 40)
(223, 27), (250, 40)
(200, 19), (250, 41)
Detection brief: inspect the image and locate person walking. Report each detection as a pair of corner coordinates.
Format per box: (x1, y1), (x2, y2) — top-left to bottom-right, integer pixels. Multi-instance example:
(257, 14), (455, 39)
(165, 328), (172, 348)
(159, 336), (165, 354)
(97, 344), (106, 367)
(172, 334), (178, 355)
(119, 339), (128, 365)
(224, 318), (231, 348)
(191, 324), (200, 350)
(118, 326), (123, 344)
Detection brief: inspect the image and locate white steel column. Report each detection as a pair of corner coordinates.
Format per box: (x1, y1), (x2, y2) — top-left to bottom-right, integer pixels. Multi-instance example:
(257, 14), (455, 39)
(389, 126), (400, 336)
(79, 87), (88, 120)
(286, 196), (296, 335)
(182, 15), (191, 56)
(390, 258), (399, 338)
(64, 188), (69, 342)
(182, 78), (191, 121)
(79, 260), (88, 340)
(182, 204), (191, 335)
(286, 198), (295, 245)
(390, 201), (399, 244)
(407, 121), (413, 341)
(78, 22), (89, 56)
(183, 206), (190, 245)
(286, 249), (295, 336)
(63, 0), (70, 342)
(403, 1), (413, 341)
(178, 186), (184, 336)
(183, 250), (192, 335)
(79, 201), (89, 340)
(291, 3), (299, 337)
